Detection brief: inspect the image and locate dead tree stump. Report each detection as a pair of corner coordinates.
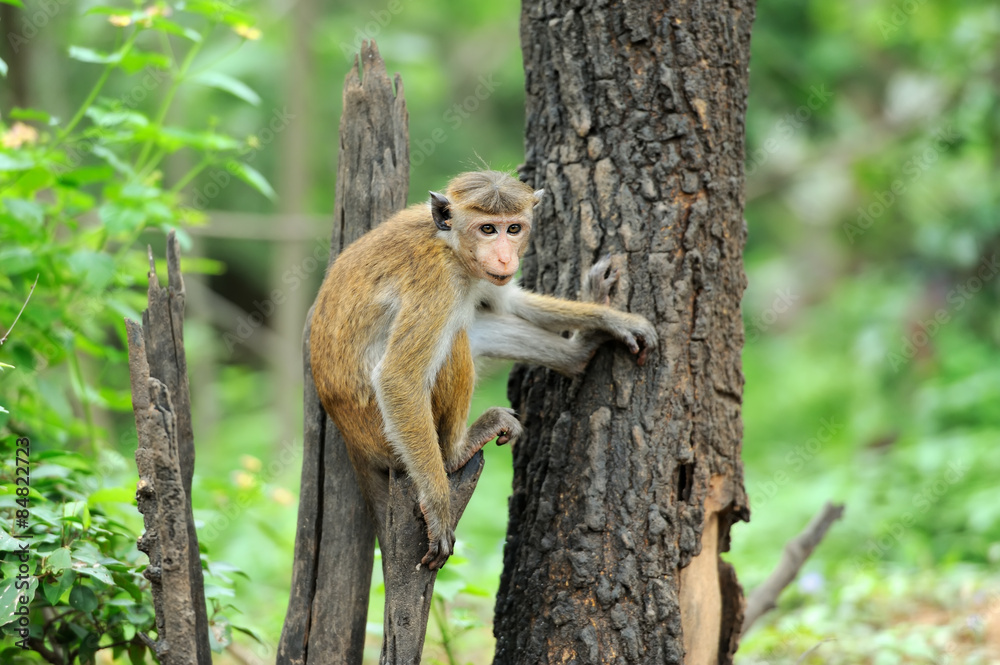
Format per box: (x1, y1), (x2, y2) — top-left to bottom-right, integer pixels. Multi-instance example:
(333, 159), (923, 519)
(126, 233), (211, 665)
(279, 40), (485, 665)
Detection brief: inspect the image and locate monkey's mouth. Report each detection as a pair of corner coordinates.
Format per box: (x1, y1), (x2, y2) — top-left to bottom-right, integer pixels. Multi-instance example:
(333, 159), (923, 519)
(487, 272), (514, 285)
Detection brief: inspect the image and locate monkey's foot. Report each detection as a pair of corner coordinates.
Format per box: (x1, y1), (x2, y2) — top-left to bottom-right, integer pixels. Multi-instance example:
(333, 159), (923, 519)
(445, 407), (522, 472)
(418, 506), (455, 571)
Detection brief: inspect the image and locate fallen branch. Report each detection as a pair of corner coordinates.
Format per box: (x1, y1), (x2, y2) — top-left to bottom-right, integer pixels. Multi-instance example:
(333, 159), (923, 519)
(741, 501), (845, 635)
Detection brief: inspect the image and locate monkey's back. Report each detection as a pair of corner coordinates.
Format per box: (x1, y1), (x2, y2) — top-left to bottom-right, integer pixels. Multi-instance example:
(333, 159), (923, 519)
(309, 205), (463, 465)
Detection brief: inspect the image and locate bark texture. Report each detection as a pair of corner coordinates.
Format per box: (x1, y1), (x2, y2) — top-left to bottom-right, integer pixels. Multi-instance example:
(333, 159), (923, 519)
(496, 2), (755, 663)
(126, 234), (211, 665)
(278, 41), (409, 665)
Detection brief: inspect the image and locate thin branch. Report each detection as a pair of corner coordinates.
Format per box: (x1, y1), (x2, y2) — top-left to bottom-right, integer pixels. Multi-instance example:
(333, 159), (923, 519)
(27, 637), (65, 665)
(741, 501), (845, 635)
(0, 274), (39, 347)
(795, 638), (835, 664)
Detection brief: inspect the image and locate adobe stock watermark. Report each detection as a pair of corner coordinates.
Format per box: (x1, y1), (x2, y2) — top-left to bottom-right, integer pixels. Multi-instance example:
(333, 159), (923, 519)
(748, 417), (843, 511)
(411, 74), (500, 167)
(222, 235), (328, 353)
(745, 85), (832, 177)
(853, 458), (969, 572)
(877, 0), (928, 39)
(337, 0), (406, 62)
(842, 124), (960, 244)
(745, 288), (799, 343)
(885, 254), (999, 371)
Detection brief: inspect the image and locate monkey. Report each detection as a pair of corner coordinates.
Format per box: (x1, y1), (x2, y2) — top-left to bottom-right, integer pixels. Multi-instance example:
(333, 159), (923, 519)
(310, 170), (657, 570)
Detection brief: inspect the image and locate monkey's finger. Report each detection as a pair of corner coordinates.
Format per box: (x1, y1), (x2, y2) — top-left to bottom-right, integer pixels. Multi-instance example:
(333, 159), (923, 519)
(637, 344), (650, 366)
(621, 332), (640, 355)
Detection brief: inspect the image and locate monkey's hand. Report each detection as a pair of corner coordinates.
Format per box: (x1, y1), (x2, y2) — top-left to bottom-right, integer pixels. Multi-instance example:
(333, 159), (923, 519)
(608, 313), (658, 366)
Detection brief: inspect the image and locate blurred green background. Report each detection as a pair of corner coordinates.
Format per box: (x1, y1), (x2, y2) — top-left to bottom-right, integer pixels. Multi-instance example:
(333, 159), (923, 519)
(1, 0), (999, 663)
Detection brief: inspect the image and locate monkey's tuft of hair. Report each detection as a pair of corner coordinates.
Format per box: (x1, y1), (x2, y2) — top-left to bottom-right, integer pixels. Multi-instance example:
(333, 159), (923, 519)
(446, 170), (535, 216)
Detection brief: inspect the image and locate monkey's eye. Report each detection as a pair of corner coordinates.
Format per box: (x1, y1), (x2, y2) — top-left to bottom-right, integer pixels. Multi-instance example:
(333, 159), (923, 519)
(480, 224), (497, 235)
(508, 224), (522, 235)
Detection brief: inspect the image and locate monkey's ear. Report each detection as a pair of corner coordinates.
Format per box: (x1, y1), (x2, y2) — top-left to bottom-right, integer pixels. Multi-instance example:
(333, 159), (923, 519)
(533, 189), (545, 206)
(429, 191), (452, 231)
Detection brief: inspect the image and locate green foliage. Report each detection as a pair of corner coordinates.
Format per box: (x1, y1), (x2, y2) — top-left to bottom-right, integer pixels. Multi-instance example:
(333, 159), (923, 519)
(0, 2), (272, 661)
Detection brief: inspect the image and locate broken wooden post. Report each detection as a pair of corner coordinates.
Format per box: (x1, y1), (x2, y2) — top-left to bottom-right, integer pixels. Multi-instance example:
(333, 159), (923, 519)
(126, 233), (212, 665)
(279, 40), (486, 665)
(378, 453), (485, 664)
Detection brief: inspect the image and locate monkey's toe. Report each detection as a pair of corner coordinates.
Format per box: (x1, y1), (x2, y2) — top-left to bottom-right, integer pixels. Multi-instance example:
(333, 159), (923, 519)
(422, 529), (455, 571)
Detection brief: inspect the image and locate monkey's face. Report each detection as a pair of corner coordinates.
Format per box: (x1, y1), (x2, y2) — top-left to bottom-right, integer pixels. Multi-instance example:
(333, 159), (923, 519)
(430, 172), (544, 286)
(466, 217), (532, 286)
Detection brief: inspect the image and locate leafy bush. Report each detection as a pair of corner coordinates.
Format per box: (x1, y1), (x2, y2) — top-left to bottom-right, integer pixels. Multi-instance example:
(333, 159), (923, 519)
(0, 3), (272, 662)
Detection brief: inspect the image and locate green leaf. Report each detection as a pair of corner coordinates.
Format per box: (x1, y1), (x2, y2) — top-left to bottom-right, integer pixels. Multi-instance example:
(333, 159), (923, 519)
(63, 500), (91, 530)
(192, 72), (261, 106)
(157, 126), (241, 151)
(150, 17), (202, 42)
(68, 46), (122, 65)
(2, 197), (44, 229)
(76, 565), (114, 585)
(112, 572), (144, 603)
(0, 527), (20, 552)
(69, 584), (99, 612)
(227, 161), (276, 201)
(128, 641), (147, 665)
(45, 547), (72, 572)
(119, 50), (171, 74)
(42, 570), (76, 605)
(58, 164), (115, 186)
(85, 106), (149, 129)
(231, 623), (268, 644)
(0, 247), (37, 274)
(0, 0), (25, 7)
(0, 577), (37, 627)
(66, 250), (117, 291)
(0, 153), (34, 171)
(90, 144), (135, 176)
(9, 107), (52, 124)
(99, 202), (144, 234)
(88, 486), (136, 506)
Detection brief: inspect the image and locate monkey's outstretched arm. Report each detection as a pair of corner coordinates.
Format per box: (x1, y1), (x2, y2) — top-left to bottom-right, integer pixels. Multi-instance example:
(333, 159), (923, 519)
(375, 301), (455, 571)
(504, 290), (658, 365)
(469, 313), (602, 375)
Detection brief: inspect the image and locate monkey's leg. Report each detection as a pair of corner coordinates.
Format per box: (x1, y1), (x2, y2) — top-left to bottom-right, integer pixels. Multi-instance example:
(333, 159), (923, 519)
(444, 406), (522, 472)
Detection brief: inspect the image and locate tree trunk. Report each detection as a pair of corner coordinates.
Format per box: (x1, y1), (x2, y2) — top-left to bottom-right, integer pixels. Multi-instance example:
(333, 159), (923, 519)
(495, 2), (755, 663)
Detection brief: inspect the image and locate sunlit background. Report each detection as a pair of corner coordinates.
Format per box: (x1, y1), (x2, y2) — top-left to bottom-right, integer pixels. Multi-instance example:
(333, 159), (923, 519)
(2, 0), (999, 662)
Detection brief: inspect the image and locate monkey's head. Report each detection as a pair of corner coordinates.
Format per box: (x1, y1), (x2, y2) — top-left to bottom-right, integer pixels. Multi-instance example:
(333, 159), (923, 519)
(430, 171), (544, 286)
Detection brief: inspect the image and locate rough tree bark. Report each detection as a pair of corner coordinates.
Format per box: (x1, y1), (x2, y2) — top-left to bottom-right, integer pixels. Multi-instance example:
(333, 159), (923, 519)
(495, 2), (755, 663)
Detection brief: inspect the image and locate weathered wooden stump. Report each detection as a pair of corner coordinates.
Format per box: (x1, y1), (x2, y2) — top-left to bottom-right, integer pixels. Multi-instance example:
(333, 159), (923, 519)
(126, 233), (211, 665)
